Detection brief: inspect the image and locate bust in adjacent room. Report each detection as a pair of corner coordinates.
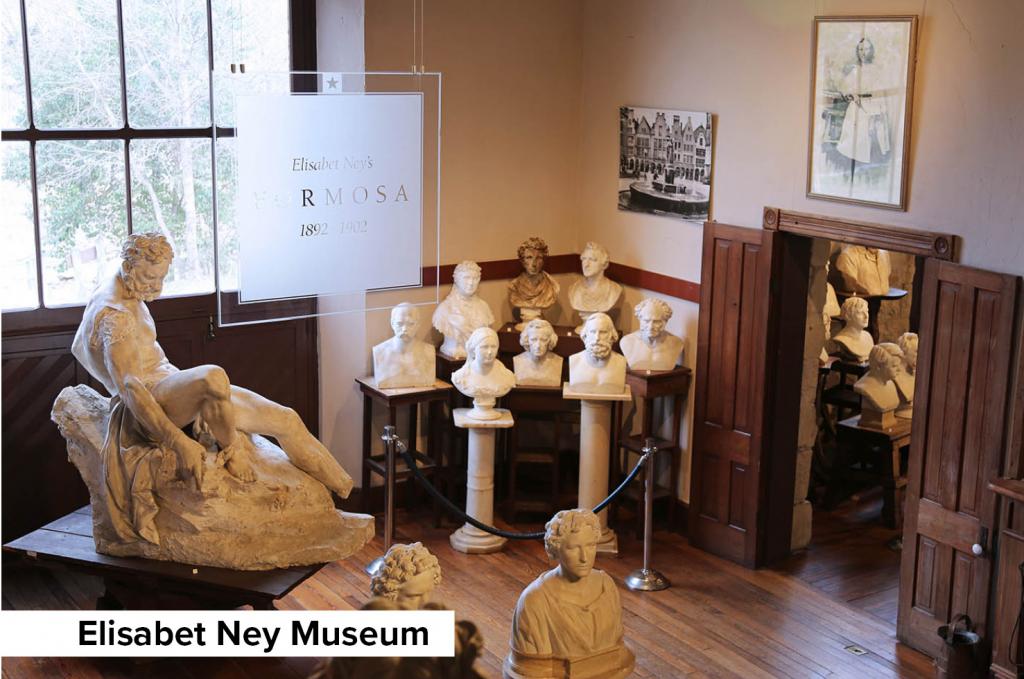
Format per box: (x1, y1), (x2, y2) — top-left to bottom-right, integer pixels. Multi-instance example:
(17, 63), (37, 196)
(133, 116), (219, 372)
(568, 242), (622, 334)
(514, 319), (563, 387)
(452, 327), (516, 420)
(835, 245), (892, 296)
(372, 303), (436, 389)
(854, 343), (902, 412)
(894, 332), (918, 419)
(508, 237), (560, 331)
(569, 313), (626, 394)
(432, 260), (495, 359)
(504, 509), (635, 679)
(830, 296), (874, 363)
(619, 297), (685, 371)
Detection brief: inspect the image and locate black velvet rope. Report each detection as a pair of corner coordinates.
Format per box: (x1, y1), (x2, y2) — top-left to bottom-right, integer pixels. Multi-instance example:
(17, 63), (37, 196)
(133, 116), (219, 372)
(396, 444), (651, 540)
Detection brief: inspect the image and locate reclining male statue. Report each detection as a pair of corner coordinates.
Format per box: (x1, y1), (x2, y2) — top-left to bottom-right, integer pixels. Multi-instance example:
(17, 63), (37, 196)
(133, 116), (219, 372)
(52, 233), (372, 570)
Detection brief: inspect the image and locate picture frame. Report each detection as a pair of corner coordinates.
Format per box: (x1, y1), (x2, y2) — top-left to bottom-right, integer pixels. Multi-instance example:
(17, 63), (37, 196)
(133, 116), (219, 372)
(807, 16), (918, 210)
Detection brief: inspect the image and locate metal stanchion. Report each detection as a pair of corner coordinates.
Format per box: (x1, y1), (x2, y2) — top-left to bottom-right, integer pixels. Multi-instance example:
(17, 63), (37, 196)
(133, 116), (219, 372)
(365, 425), (405, 576)
(625, 438), (670, 592)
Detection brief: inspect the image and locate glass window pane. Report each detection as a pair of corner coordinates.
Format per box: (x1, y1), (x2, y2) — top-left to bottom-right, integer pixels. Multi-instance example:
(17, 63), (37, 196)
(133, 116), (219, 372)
(130, 138), (214, 295)
(123, 0), (210, 128)
(1, 142), (38, 310)
(211, 0), (290, 75)
(2, 0), (28, 129)
(213, 136), (237, 290)
(25, 0), (123, 129)
(37, 140), (126, 306)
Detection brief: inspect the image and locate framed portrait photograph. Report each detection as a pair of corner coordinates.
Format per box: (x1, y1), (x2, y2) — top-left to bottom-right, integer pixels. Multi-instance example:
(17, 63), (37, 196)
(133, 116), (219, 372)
(619, 106), (713, 225)
(807, 16), (918, 210)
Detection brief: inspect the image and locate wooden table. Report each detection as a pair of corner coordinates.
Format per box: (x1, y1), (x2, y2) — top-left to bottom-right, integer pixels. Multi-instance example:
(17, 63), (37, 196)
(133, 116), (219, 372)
(355, 377), (452, 515)
(836, 414), (911, 528)
(617, 366), (692, 535)
(2, 506), (323, 610)
(501, 384), (580, 521)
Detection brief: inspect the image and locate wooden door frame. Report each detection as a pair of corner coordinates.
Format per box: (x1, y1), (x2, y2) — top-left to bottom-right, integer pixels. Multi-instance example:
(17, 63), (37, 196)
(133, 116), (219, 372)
(757, 207), (958, 563)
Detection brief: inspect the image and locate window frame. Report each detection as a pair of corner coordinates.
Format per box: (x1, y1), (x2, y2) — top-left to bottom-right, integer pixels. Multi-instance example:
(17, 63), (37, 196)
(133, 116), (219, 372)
(1, 0), (316, 331)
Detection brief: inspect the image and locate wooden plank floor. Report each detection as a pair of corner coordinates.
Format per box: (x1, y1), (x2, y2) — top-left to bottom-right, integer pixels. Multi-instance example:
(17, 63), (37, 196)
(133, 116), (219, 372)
(2, 509), (933, 679)
(776, 490), (903, 627)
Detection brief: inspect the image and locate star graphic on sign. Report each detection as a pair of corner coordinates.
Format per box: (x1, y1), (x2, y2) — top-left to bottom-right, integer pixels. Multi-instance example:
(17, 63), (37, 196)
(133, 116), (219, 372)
(326, 77), (338, 90)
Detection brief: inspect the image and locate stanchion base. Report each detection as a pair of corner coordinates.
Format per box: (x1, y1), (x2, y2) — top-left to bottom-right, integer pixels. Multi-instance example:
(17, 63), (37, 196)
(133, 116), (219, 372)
(625, 568), (670, 591)
(365, 555), (386, 577)
(450, 524), (507, 554)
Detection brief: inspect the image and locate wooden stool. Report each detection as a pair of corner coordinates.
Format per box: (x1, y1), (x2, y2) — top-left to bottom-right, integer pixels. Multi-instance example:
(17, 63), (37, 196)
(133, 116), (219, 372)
(355, 377), (452, 517)
(836, 414), (911, 528)
(617, 366), (692, 536)
(501, 384), (580, 522)
(2, 506), (321, 610)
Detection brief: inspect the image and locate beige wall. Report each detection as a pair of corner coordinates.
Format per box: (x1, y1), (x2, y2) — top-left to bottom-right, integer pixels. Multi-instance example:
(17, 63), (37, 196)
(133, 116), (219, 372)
(579, 0), (1024, 279)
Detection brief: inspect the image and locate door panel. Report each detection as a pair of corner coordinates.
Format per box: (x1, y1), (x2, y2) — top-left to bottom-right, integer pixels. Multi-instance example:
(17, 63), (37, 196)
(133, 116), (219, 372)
(898, 259), (1020, 658)
(689, 222), (778, 566)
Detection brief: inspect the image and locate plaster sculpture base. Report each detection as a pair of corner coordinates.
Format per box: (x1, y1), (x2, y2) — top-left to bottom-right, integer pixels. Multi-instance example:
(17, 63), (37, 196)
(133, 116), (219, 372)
(450, 408), (513, 554)
(52, 385), (374, 570)
(562, 385), (632, 555)
(860, 406), (897, 431)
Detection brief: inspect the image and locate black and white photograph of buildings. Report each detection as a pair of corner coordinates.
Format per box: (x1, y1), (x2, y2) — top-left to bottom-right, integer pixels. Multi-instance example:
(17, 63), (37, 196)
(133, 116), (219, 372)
(619, 106), (712, 224)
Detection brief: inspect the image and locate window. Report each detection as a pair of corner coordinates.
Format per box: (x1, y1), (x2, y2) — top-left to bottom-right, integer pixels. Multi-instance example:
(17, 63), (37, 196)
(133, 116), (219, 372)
(1, 0), (306, 312)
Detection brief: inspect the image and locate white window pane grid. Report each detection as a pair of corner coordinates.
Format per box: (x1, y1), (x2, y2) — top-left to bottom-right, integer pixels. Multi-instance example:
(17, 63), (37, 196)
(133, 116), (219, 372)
(1, 141), (38, 310)
(2, 0), (28, 129)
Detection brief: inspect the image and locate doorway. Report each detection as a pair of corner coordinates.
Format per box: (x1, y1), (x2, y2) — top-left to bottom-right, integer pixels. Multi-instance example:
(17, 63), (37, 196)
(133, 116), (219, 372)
(687, 207), (1020, 660)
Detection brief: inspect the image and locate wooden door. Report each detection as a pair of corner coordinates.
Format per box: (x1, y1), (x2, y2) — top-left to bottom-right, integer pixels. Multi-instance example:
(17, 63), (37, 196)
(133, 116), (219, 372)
(689, 222), (779, 566)
(898, 259), (1020, 658)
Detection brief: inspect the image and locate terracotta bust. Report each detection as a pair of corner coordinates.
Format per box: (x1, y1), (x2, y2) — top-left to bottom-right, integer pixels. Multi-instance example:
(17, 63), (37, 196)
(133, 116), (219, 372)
(854, 343), (902, 412)
(372, 303), (436, 389)
(509, 237), (560, 331)
(619, 297), (684, 371)
(568, 242), (622, 334)
(369, 542), (442, 610)
(452, 327), (516, 420)
(835, 245), (892, 296)
(504, 508), (634, 679)
(894, 332), (918, 419)
(514, 319), (563, 387)
(831, 296), (874, 363)
(569, 313), (626, 394)
(433, 261), (495, 359)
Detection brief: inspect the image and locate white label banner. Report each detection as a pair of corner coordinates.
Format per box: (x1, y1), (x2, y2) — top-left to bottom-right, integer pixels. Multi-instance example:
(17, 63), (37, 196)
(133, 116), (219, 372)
(235, 93), (423, 302)
(0, 610), (454, 657)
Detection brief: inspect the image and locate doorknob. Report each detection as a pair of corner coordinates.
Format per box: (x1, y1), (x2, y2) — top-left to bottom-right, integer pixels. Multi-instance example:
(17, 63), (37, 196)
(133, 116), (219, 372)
(971, 527), (989, 557)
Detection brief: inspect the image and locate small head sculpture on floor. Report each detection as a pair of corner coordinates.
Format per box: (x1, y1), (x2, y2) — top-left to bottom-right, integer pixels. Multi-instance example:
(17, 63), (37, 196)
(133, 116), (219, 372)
(370, 542), (442, 610)
(503, 508), (635, 679)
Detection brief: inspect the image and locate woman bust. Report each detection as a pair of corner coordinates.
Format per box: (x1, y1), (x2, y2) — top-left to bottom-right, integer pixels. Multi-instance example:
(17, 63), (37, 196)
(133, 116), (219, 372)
(504, 509), (634, 679)
(452, 327), (516, 420)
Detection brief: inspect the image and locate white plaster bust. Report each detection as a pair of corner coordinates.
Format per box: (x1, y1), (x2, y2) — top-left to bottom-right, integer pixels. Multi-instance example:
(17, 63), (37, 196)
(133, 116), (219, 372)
(505, 509), (634, 679)
(452, 327), (516, 420)
(819, 267), (842, 365)
(831, 296), (874, 363)
(432, 260), (495, 359)
(836, 245), (892, 296)
(854, 343), (902, 412)
(569, 313), (627, 394)
(369, 542), (442, 610)
(894, 332), (918, 419)
(568, 242), (622, 333)
(372, 303), (436, 389)
(508, 237), (560, 331)
(620, 297), (684, 371)
(513, 319), (563, 387)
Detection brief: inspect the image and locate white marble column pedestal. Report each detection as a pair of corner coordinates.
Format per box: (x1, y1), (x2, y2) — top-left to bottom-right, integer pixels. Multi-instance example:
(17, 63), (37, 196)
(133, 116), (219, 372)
(449, 408), (514, 554)
(563, 383), (633, 555)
